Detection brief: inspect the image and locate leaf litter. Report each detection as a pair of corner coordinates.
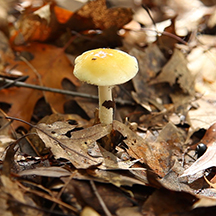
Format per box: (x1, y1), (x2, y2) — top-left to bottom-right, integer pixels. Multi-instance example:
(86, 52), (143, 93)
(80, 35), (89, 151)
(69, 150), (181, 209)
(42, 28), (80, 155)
(1, 0), (216, 215)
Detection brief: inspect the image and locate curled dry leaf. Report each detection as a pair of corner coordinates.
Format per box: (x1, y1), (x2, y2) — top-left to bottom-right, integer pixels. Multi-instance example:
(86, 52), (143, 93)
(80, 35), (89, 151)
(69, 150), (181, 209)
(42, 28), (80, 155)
(181, 144), (215, 177)
(181, 123), (216, 177)
(63, 168), (146, 188)
(70, 0), (133, 31)
(12, 0), (133, 44)
(18, 166), (71, 178)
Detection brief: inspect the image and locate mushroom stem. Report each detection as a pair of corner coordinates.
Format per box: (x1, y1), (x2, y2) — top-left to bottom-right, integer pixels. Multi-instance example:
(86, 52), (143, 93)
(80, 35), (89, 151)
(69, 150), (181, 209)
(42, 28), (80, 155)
(98, 86), (113, 124)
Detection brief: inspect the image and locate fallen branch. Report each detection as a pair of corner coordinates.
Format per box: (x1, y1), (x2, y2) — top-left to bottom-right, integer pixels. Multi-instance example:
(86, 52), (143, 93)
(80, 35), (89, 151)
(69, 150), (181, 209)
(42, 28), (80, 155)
(0, 77), (135, 105)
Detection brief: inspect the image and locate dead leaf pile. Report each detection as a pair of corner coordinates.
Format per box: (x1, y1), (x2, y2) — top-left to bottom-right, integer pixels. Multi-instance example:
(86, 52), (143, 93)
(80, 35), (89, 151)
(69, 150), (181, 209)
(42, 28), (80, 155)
(1, 0), (216, 215)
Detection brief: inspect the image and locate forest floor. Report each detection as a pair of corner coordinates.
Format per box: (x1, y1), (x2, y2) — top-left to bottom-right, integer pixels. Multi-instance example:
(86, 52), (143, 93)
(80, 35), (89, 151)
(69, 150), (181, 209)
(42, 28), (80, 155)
(1, 0), (216, 215)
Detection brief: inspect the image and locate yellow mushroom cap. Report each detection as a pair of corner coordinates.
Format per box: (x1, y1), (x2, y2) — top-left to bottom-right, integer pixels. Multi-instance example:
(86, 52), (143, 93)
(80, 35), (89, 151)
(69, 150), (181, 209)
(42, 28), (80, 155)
(73, 48), (139, 86)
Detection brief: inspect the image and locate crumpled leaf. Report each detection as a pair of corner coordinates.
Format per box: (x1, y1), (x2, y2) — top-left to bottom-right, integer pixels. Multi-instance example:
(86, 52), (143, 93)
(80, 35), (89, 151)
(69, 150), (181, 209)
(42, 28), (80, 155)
(181, 123), (216, 177)
(36, 121), (137, 170)
(12, 0), (133, 44)
(181, 143), (216, 177)
(36, 122), (108, 169)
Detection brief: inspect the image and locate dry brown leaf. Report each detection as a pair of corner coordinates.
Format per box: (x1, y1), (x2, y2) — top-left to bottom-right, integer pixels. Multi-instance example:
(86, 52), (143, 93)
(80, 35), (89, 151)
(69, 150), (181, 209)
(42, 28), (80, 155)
(188, 98), (216, 130)
(130, 44), (166, 110)
(12, 3), (62, 44)
(36, 121), (137, 170)
(1, 175), (26, 203)
(1, 175), (42, 215)
(149, 122), (185, 171)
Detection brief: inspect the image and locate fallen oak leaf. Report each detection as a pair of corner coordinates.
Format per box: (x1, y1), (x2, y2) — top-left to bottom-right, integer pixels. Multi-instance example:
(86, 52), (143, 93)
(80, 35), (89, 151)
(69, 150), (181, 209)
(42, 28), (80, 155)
(0, 42), (80, 130)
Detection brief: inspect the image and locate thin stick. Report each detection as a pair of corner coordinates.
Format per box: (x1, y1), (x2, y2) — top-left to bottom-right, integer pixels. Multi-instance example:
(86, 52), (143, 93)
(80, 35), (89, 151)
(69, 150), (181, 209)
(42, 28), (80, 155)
(19, 56), (46, 99)
(0, 77), (134, 105)
(49, 172), (79, 214)
(90, 180), (112, 216)
(17, 181), (79, 213)
(124, 27), (188, 46)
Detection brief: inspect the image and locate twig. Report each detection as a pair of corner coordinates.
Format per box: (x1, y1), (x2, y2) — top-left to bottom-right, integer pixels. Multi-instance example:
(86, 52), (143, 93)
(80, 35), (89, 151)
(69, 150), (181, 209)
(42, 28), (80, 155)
(0, 195), (72, 216)
(90, 180), (112, 216)
(0, 77), (134, 105)
(48, 171), (81, 215)
(142, 4), (158, 31)
(124, 27), (188, 46)
(0, 75), (28, 90)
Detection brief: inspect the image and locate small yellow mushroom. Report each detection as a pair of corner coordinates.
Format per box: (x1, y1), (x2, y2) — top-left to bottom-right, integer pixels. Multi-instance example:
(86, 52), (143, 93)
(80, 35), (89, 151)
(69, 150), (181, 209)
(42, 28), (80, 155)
(73, 48), (139, 125)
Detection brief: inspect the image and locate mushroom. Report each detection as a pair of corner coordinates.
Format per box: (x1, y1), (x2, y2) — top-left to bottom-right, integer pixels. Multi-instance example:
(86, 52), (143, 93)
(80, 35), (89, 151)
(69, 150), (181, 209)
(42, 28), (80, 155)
(73, 48), (139, 125)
